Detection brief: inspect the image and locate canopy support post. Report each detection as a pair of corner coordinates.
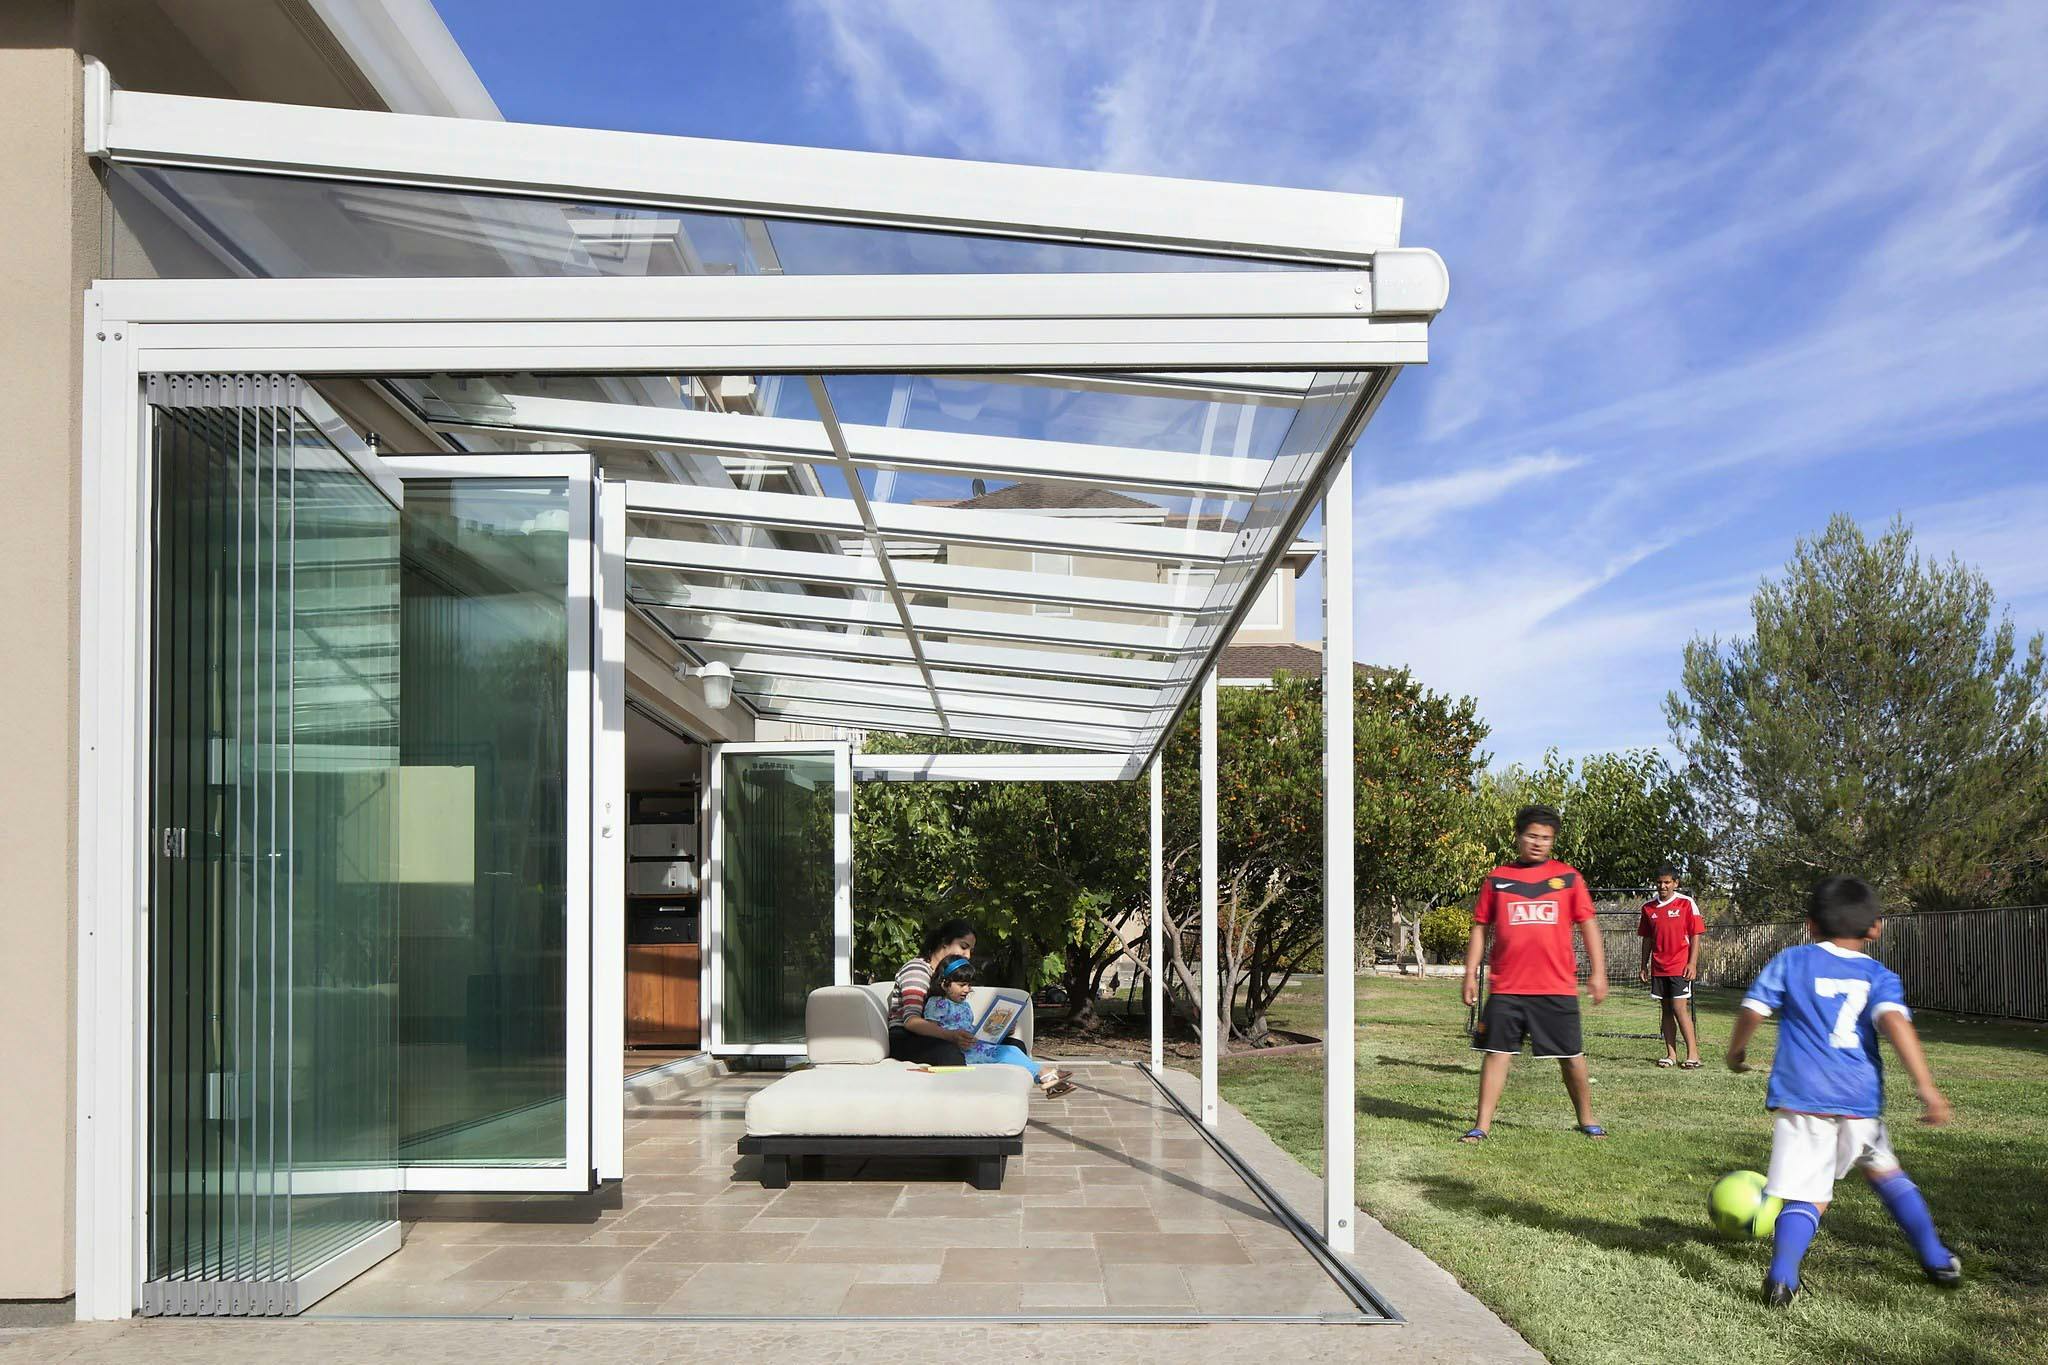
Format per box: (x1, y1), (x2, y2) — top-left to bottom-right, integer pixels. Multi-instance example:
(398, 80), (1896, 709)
(1200, 669), (1219, 1128)
(1149, 756), (1164, 1074)
(1322, 455), (1357, 1254)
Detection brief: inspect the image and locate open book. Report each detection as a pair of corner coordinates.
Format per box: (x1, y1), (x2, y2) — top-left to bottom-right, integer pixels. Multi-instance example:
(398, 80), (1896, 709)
(972, 991), (1030, 1047)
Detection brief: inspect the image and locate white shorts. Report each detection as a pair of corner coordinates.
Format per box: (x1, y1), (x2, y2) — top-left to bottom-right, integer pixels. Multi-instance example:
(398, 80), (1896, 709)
(1764, 1112), (1901, 1203)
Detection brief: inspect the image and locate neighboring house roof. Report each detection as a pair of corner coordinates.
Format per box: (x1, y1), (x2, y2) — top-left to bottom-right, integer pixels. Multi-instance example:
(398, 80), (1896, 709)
(940, 481), (1157, 513)
(1219, 643), (1392, 683)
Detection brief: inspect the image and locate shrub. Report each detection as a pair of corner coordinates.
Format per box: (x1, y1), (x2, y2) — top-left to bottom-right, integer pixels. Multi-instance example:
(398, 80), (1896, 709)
(1419, 902), (1473, 963)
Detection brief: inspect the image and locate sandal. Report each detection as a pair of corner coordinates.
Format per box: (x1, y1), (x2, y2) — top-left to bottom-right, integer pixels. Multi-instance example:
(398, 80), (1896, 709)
(1576, 1124), (1608, 1139)
(1043, 1078), (1077, 1099)
(1656, 1058), (1677, 1068)
(1679, 1059), (1703, 1070)
(1459, 1128), (1489, 1143)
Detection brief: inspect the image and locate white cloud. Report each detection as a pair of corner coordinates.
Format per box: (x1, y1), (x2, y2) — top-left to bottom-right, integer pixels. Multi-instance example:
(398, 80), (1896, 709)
(1359, 452), (1585, 547)
(794, 0), (2048, 760)
(1889, 483), (2048, 610)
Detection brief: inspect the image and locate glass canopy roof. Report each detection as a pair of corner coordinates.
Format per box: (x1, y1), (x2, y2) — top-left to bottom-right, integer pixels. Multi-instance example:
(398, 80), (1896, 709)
(89, 79), (1443, 764)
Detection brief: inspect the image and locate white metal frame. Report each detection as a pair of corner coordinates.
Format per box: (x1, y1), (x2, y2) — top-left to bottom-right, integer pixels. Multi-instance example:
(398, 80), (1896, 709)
(851, 752), (1133, 783)
(87, 272), (1435, 375)
(1199, 670), (1220, 1129)
(75, 78), (1451, 1318)
(630, 539), (1198, 615)
(1321, 460), (1358, 1253)
(1149, 758), (1165, 1073)
(434, 392), (1275, 500)
(87, 76), (1406, 264)
(378, 452), (599, 1195)
(625, 479), (1237, 565)
(594, 478), (628, 1182)
(703, 741), (853, 1058)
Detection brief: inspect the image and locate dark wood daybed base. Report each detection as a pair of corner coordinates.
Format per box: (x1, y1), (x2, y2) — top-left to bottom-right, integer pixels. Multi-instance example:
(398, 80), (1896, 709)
(736, 1134), (1025, 1190)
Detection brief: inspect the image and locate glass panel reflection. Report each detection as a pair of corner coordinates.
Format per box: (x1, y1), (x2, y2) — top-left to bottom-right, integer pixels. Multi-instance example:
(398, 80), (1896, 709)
(398, 478), (571, 1166)
(720, 753), (836, 1048)
(108, 165), (1312, 281)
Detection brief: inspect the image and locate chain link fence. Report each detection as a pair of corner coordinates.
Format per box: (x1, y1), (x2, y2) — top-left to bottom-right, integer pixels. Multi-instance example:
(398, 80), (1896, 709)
(1569, 894), (2048, 1022)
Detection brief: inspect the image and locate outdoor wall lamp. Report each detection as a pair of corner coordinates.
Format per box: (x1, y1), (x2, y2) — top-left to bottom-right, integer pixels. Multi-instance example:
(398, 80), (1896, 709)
(675, 659), (734, 710)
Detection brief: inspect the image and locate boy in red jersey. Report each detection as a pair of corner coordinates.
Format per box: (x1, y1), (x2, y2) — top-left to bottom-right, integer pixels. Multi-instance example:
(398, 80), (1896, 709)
(1460, 804), (1608, 1142)
(1638, 864), (1707, 1068)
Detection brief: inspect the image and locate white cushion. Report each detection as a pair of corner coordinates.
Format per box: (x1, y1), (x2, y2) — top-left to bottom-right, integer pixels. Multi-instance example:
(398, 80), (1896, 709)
(806, 987), (890, 1065)
(745, 1060), (1031, 1138)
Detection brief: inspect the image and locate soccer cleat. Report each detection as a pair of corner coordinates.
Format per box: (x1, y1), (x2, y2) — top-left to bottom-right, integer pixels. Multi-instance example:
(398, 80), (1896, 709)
(1923, 1256), (1963, 1288)
(1763, 1277), (1798, 1308)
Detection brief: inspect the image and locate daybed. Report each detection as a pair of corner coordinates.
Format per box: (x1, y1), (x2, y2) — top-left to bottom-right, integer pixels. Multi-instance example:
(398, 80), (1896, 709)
(736, 983), (1034, 1189)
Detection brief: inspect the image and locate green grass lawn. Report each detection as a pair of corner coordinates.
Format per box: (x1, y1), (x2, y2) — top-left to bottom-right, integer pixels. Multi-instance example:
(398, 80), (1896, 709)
(1216, 975), (2048, 1365)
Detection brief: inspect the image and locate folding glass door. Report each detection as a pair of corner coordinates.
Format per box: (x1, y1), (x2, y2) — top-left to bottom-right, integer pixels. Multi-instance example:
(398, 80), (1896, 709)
(146, 377), (404, 1314)
(382, 454), (598, 1191)
(705, 743), (852, 1056)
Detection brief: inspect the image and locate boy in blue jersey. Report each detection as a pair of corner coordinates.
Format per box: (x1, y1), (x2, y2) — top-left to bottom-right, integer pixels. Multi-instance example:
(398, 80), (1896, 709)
(1725, 876), (1959, 1307)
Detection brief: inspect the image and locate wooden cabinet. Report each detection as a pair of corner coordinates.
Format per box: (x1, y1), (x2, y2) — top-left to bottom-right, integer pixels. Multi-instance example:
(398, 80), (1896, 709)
(626, 943), (701, 1047)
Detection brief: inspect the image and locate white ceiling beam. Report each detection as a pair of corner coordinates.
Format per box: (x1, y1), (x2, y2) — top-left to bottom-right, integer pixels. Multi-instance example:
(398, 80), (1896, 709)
(89, 80), (1403, 263)
(734, 674), (1163, 732)
(803, 374), (952, 732)
(669, 617), (1177, 685)
(743, 696), (1148, 752)
(627, 538), (1197, 614)
(853, 753), (1140, 783)
(692, 648), (1170, 712)
(625, 480), (1235, 565)
(636, 585), (1189, 654)
(98, 274), (1436, 376)
(948, 371), (1316, 408)
(430, 392), (1274, 499)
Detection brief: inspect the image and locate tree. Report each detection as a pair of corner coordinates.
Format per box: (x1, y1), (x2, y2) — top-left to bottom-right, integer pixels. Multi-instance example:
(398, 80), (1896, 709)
(1483, 748), (1712, 889)
(1160, 670), (1327, 1042)
(1159, 667), (1494, 1040)
(1353, 671), (1493, 970)
(851, 732), (1146, 1012)
(1666, 514), (2048, 912)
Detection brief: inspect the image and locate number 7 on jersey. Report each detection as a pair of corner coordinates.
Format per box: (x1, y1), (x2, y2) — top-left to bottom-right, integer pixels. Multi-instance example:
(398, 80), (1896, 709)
(1815, 978), (1871, 1049)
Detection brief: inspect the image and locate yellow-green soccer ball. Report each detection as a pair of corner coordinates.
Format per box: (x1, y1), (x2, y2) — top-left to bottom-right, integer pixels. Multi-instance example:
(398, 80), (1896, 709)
(1709, 1170), (1782, 1239)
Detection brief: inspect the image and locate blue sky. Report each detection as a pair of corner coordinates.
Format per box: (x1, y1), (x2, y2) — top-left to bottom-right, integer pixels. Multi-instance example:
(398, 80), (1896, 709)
(439, 0), (2048, 767)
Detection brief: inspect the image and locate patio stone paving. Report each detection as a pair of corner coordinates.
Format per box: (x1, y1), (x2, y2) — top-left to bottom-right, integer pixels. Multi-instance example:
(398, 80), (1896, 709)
(15, 1064), (1546, 1363)
(307, 1061), (1363, 1320)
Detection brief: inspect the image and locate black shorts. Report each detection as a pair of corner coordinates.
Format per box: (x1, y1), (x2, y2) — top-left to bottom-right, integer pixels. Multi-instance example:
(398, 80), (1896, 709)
(888, 1025), (966, 1067)
(1472, 994), (1583, 1059)
(1649, 975), (1693, 1001)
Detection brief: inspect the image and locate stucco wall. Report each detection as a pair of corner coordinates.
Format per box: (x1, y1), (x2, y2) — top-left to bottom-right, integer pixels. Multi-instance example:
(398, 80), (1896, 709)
(0, 19), (93, 1303)
(0, 0), (411, 1305)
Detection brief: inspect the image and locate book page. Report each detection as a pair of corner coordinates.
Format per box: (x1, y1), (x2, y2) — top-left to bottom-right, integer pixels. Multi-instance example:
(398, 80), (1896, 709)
(973, 994), (1025, 1046)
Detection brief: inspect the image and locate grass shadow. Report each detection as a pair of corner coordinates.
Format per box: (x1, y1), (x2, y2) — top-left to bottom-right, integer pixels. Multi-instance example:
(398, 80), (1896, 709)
(1371, 1053), (1469, 1075)
(1358, 1093), (1470, 1126)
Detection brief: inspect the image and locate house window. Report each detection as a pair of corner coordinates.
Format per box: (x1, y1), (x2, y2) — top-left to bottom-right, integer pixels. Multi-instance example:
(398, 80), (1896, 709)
(1032, 551), (1074, 616)
(1241, 573), (1284, 631)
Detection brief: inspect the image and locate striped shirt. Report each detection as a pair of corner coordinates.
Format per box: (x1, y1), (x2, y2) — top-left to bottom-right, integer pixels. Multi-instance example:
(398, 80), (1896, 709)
(888, 958), (933, 1028)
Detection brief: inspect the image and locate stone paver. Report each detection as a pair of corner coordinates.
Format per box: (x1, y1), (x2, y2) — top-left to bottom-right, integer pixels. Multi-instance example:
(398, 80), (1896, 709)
(297, 1062), (1362, 1320)
(16, 1062), (1543, 1362)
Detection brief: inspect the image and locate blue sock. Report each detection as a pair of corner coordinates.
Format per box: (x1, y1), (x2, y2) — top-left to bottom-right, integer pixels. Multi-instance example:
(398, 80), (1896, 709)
(1871, 1171), (1951, 1269)
(1769, 1201), (1823, 1289)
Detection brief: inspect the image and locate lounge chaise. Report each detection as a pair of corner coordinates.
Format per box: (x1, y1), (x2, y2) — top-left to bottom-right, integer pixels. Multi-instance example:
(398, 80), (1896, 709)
(736, 983), (1034, 1189)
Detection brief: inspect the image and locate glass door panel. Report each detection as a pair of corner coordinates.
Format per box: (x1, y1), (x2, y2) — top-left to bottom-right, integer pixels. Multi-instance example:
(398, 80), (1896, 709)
(708, 745), (851, 1055)
(146, 378), (402, 1315)
(384, 456), (593, 1191)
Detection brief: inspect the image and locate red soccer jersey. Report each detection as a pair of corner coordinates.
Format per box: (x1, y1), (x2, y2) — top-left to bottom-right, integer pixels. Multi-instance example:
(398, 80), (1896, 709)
(1637, 893), (1706, 976)
(1472, 860), (1596, 995)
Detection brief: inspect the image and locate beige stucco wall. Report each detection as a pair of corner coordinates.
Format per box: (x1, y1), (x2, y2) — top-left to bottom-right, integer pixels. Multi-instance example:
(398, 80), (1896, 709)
(0, 0), (406, 1304)
(0, 19), (94, 1305)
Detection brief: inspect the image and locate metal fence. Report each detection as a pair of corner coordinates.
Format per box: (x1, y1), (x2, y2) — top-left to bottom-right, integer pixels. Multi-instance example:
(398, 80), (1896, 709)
(1572, 903), (2048, 1022)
